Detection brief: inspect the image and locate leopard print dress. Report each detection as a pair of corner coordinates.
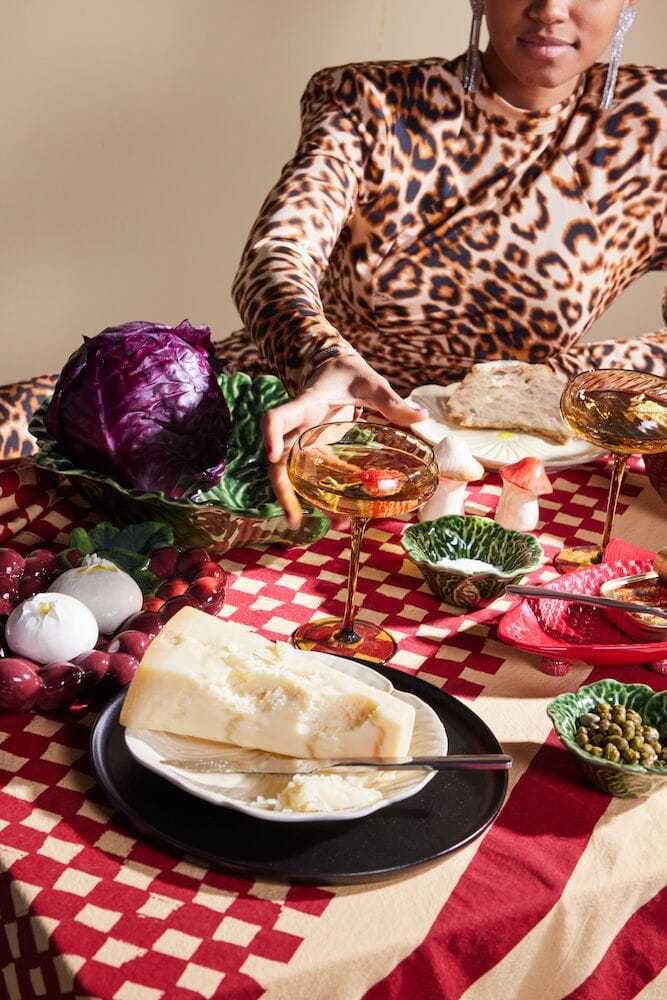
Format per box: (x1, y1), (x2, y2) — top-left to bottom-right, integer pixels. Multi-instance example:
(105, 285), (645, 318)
(223, 54), (667, 397)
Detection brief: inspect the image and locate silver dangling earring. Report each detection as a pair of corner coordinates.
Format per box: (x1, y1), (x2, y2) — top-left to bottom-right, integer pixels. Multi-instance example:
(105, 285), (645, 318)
(600, 5), (636, 110)
(464, 0), (484, 94)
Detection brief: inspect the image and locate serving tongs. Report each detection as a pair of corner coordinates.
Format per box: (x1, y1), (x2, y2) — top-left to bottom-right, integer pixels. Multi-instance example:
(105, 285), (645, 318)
(160, 752), (513, 776)
(506, 584), (667, 621)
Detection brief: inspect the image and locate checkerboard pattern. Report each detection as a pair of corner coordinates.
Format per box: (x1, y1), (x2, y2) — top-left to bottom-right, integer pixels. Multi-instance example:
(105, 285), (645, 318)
(1, 455), (663, 1000)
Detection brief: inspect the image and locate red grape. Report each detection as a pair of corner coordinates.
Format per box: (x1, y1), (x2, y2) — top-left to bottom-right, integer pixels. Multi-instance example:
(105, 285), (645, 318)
(121, 602), (164, 639)
(156, 578), (188, 600)
(24, 549), (61, 581)
(176, 548), (210, 579)
(18, 575), (43, 602)
(0, 658), (43, 712)
(143, 597), (164, 613)
(74, 649), (111, 687)
(203, 592), (225, 616)
(106, 630), (151, 660)
(187, 577), (225, 610)
(159, 594), (199, 621)
(0, 576), (18, 603)
(106, 652), (139, 687)
(148, 546), (180, 579)
(120, 610), (164, 638)
(0, 549), (25, 578)
(193, 561), (225, 582)
(36, 661), (86, 711)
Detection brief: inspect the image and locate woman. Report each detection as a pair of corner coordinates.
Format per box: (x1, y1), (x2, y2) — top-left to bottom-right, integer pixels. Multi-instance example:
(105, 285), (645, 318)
(222, 0), (666, 522)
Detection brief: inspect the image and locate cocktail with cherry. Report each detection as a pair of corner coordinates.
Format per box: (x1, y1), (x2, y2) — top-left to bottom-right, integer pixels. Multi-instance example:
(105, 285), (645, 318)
(287, 421), (438, 663)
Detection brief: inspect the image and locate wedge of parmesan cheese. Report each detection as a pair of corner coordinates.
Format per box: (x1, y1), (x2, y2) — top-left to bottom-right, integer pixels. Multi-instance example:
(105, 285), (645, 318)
(119, 608), (416, 759)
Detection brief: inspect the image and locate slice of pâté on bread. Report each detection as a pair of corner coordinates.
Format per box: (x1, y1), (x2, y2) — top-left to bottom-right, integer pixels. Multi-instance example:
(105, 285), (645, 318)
(446, 361), (571, 445)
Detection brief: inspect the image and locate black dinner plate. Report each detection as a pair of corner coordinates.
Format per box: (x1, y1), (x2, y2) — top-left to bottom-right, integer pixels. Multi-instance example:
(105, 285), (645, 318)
(90, 666), (509, 885)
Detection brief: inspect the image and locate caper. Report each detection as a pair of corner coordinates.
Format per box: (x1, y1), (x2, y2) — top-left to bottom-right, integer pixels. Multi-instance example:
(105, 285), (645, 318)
(579, 713), (600, 727)
(573, 702), (665, 772)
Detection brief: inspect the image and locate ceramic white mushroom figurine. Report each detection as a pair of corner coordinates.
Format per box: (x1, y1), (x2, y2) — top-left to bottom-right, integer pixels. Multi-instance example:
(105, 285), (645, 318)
(495, 456), (553, 532)
(418, 434), (485, 521)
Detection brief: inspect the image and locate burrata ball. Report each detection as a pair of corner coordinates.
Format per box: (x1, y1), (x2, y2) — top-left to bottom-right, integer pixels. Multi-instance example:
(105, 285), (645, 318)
(49, 555), (143, 633)
(5, 592), (99, 664)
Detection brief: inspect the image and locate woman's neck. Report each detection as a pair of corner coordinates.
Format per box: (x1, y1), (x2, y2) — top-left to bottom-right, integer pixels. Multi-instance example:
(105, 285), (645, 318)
(481, 48), (582, 110)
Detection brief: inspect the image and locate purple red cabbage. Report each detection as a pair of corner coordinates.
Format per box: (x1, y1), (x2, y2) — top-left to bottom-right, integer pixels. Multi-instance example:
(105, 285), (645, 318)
(44, 320), (231, 499)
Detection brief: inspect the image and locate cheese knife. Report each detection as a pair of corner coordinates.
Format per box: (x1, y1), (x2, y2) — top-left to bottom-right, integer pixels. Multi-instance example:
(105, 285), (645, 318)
(159, 753), (513, 775)
(505, 583), (667, 621)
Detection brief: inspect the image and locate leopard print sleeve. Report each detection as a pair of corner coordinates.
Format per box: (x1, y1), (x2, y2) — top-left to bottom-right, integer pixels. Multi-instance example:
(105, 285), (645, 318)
(548, 330), (667, 380)
(232, 65), (389, 394)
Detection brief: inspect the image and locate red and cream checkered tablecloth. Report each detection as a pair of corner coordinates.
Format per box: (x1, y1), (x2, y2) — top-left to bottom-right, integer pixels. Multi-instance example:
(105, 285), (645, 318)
(0, 456), (666, 1000)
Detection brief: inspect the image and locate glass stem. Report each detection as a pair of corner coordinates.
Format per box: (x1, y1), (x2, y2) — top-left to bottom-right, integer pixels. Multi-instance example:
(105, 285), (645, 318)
(335, 517), (368, 644)
(600, 453), (628, 551)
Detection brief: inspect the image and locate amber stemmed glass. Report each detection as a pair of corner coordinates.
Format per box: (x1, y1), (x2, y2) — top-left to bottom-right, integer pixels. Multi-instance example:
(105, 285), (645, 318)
(557, 369), (667, 569)
(287, 421), (438, 664)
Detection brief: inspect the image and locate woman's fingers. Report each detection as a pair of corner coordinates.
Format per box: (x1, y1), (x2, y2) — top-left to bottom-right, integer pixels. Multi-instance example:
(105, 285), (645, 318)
(261, 402), (309, 463)
(259, 354), (430, 522)
(360, 379), (429, 427)
(268, 454), (304, 528)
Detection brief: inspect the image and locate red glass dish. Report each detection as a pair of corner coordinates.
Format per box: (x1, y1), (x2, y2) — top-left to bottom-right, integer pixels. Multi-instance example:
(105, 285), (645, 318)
(498, 557), (667, 668)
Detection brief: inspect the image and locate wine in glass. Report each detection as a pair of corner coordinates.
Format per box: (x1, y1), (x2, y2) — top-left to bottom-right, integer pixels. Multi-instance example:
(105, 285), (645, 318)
(557, 369), (667, 569)
(287, 421), (438, 663)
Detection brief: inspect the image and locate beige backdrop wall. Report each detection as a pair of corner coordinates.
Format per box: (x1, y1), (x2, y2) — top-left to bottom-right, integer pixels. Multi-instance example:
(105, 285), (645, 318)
(2, 0), (666, 384)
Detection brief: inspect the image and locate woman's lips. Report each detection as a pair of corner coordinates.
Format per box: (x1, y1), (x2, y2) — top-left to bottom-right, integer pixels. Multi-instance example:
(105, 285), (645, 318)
(519, 35), (574, 58)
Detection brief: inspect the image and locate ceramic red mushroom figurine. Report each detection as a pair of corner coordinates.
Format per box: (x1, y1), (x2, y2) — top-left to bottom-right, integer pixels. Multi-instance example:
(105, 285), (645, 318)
(495, 457), (553, 532)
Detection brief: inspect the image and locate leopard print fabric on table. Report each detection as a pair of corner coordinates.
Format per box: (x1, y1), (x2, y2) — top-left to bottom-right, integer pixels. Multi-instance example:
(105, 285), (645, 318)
(0, 374), (58, 460)
(226, 55), (667, 396)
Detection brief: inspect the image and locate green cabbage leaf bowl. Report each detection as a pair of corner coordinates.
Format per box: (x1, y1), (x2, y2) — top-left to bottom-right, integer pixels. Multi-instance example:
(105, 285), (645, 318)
(401, 514), (544, 608)
(30, 372), (329, 554)
(547, 679), (667, 798)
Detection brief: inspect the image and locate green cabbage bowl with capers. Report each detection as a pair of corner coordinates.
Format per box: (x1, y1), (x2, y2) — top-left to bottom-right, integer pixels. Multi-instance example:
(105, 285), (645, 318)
(547, 679), (667, 798)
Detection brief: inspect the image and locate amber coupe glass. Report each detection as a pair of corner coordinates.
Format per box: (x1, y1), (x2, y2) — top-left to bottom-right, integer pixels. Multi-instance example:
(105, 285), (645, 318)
(287, 421), (438, 663)
(558, 370), (667, 568)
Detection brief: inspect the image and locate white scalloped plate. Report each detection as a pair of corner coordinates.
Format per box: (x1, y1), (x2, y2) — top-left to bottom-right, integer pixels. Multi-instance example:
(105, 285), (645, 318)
(125, 651), (447, 823)
(407, 384), (603, 470)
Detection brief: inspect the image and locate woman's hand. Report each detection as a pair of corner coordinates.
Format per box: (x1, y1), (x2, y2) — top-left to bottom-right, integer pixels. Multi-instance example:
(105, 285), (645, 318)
(262, 354), (428, 526)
